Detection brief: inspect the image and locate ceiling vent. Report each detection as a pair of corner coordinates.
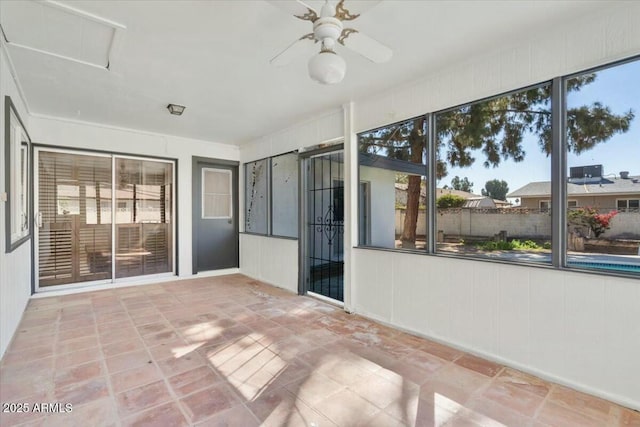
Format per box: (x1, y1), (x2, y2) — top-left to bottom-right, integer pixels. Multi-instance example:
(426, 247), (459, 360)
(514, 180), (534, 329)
(0, 0), (126, 70)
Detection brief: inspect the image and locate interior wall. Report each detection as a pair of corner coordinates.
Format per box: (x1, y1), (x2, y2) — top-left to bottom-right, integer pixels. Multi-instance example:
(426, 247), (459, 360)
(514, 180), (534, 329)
(350, 1), (640, 410)
(0, 47), (32, 357)
(239, 233), (298, 293)
(28, 115), (240, 281)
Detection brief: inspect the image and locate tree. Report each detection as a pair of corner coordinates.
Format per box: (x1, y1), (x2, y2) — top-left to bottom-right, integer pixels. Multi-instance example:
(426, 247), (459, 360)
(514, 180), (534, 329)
(482, 179), (509, 201)
(437, 194), (466, 208)
(450, 176), (473, 192)
(359, 73), (634, 247)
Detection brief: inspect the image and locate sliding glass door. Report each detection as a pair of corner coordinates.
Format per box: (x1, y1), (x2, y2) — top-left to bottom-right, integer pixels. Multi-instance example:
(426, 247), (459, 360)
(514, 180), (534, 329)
(35, 149), (175, 290)
(115, 158), (173, 278)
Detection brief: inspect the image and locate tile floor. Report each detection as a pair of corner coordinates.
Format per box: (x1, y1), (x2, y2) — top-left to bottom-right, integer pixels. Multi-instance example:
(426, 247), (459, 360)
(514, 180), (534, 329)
(0, 274), (638, 427)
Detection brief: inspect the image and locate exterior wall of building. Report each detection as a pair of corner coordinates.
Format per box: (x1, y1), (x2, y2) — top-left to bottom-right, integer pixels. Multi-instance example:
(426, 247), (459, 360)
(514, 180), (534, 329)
(0, 47), (32, 357)
(522, 194), (640, 209)
(360, 166), (395, 248)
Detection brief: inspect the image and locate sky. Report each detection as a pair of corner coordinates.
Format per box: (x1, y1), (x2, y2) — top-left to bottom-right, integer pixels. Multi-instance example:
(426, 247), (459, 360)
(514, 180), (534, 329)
(436, 58), (640, 197)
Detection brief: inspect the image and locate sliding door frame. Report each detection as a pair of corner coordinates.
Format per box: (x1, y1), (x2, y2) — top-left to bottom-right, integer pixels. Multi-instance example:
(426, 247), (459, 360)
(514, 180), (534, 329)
(33, 145), (177, 293)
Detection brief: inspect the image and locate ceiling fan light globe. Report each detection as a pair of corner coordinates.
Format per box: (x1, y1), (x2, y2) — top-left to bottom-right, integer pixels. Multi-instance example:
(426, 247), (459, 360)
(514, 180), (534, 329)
(308, 50), (346, 84)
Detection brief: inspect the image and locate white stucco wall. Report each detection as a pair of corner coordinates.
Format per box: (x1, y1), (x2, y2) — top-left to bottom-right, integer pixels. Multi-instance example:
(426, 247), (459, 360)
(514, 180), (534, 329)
(360, 166), (395, 248)
(0, 47), (32, 358)
(239, 233), (298, 294)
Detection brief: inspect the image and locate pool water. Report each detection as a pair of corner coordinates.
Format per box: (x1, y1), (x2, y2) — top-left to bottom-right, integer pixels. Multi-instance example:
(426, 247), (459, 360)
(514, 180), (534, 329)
(568, 261), (640, 273)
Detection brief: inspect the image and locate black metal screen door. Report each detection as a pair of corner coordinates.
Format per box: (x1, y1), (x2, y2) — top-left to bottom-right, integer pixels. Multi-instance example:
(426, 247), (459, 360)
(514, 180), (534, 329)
(307, 151), (344, 302)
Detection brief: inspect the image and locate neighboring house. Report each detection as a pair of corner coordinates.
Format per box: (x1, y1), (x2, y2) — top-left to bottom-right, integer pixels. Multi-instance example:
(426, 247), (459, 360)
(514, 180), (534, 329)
(508, 165), (640, 210)
(396, 185), (509, 208)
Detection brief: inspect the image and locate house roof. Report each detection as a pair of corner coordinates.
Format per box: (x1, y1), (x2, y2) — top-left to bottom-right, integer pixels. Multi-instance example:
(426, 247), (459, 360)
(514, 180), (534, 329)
(359, 153), (426, 175)
(508, 176), (640, 198)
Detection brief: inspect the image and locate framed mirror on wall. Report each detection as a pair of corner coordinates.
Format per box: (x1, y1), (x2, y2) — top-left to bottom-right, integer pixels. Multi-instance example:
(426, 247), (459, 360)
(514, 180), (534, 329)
(5, 96), (31, 253)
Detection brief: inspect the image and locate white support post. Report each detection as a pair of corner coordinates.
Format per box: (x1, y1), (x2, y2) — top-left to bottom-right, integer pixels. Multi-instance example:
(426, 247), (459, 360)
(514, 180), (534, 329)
(342, 102), (357, 313)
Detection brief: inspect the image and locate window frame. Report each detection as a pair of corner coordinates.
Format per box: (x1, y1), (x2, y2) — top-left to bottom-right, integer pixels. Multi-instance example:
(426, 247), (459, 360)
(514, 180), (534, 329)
(356, 114), (429, 251)
(355, 55), (640, 278)
(270, 151), (299, 239)
(4, 96), (32, 253)
(201, 167), (232, 219)
(243, 151), (299, 239)
(616, 198), (639, 211)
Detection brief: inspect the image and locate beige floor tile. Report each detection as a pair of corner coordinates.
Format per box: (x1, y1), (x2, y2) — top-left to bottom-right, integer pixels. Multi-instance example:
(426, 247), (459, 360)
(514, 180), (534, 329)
(115, 380), (173, 417)
(110, 363), (163, 394)
(122, 402), (188, 427)
(455, 353), (504, 378)
(168, 365), (221, 397)
(179, 384), (242, 424)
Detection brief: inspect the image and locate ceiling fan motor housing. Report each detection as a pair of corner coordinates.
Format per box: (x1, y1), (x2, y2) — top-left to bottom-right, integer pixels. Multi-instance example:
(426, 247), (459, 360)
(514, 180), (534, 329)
(313, 17), (343, 45)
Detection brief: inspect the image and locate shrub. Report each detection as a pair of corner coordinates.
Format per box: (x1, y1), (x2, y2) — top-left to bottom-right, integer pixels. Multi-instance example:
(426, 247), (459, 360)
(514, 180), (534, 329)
(568, 207), (618, 238)
(478, 239), (547, 251)
(477, 240), (515, 251)
(437, 194), (466, 208)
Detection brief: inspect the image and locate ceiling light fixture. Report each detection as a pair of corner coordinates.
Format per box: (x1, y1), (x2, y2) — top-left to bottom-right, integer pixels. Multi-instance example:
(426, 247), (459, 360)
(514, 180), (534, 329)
(167, 104), (186, 115)
(308, 49), (346, 85)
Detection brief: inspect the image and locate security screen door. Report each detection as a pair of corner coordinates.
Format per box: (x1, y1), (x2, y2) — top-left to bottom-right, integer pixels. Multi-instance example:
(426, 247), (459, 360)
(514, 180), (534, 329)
(305, 151), (344, 302)
(35, 149), (174, 289)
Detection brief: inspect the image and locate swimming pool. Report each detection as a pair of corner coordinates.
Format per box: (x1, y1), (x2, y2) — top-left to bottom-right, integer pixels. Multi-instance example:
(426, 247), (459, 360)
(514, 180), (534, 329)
(568, 261), (640, 273)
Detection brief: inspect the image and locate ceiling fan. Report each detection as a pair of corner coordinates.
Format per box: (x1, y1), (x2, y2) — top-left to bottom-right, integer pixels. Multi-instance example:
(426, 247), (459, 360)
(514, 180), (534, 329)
(267, 0), (392, 84)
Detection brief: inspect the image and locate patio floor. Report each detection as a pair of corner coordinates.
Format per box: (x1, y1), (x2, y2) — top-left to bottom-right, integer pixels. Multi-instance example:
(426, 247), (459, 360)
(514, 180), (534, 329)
(0, 274), (637, 426)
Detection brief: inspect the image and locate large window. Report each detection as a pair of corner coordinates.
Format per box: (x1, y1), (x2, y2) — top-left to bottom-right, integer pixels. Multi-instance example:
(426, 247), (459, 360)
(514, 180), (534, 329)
(356, 57), (639, 277)
(4, 96), (31, 252)
(435, 83), (552, 264)
(358, 117), (427, 250)
(565, 59), (640, 274)
(244, 152), (298, 238)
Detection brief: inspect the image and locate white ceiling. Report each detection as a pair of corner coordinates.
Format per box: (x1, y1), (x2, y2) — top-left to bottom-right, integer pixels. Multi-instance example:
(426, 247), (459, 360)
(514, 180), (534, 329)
(1, 0), (611, 145)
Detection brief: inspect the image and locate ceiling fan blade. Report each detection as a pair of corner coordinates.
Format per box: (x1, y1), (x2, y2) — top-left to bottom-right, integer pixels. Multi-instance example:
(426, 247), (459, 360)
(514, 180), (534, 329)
(334, 0), (382, 21)
(338, 29), (392, 63)
(270, 34), (315, 67)
(265, 0), (318, 21)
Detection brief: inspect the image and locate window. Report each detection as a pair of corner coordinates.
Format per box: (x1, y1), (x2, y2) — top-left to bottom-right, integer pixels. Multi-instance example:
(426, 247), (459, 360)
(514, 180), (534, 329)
(354, 57), (639, 278)
(358, 116), (428, 250)
(245, 159), (269, 234)
(540, 200), (578, 210)
(617, 199), (639, 211)
(566, 59), (640, 274)
(436, 83), (552, 263)
(202, 168), (232, 219)
(244, 152), (299, 238)
(4, 96), (31, 252)
(271, 152), (298, 237)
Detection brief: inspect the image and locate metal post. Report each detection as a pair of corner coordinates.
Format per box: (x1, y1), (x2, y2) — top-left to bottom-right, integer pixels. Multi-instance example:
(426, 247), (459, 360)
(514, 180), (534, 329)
(551, 77), (567, 268)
